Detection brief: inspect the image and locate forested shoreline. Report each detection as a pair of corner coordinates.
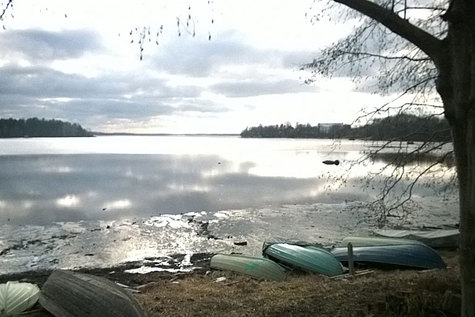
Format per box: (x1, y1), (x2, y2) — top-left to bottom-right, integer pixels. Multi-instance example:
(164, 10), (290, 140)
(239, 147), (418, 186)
(0, 118), (93, 138)
(241, 114), (452, 142)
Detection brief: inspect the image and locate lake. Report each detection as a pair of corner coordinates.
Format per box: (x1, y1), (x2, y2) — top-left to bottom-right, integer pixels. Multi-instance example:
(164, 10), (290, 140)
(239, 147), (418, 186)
(0, 136), (387, 225)
(0, 136), (459, 274)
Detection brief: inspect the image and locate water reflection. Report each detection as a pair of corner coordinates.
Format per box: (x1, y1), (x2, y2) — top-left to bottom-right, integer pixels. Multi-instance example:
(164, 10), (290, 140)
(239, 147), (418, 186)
(0, 137), (460, 275)
(0, 136), (456, 226)
(369, 152), (456, 167)
(0, 153), (326, 224)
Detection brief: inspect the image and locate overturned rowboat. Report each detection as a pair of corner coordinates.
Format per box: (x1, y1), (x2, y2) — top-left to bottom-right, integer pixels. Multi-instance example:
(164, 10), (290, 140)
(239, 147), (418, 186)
(331, 243), (446, 269)
(263, 243), (344, 277)
(0, 281), (40, 316)
(210, 254), (286, 281)
(39, 270), (146, 317)
(373, 229), (459, 249)
(338, 236), (426, 247)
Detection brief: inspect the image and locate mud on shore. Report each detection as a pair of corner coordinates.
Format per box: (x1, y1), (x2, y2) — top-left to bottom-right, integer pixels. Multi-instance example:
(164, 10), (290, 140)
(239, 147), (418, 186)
(0, 252), (213, 287)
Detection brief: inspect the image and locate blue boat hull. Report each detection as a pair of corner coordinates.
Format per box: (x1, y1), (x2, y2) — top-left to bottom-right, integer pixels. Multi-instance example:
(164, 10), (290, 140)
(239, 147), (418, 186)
(330, 244), (446, 269)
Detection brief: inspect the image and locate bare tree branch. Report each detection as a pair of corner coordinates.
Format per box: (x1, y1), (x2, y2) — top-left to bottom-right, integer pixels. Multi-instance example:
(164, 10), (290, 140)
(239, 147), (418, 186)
(397, 6), (447, 13)
(352, 76), (437, 124)
(0, 0), (13, 21)
(335, 50), (430, 62)
(385, 150), (454, 213)
(333, 0), (445, 67)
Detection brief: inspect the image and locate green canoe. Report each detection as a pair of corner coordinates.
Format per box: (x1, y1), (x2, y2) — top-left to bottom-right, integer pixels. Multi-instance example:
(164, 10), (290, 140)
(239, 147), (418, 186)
(210, 254), (286, 281)
(263, 243), (344, 277)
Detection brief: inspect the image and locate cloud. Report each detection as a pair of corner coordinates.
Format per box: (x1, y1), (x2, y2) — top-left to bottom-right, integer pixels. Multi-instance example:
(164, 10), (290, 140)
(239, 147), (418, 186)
(0, 61), (230, 129)
(150, 31), (312, 78)
(0, 28), (315, 126)
(150, 34), (254, 77)
(210, 78), (315, 97)
(0, 65), (106, 98)
(0, 29), (103, 62)
(0, 26), (328, 132)
(175, 102), (228, 114)
(0, 63), (191, 101)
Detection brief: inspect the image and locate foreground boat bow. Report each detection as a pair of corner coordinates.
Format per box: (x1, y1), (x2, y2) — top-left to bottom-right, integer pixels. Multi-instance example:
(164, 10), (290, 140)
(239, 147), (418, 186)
(39, 270), (146, 317)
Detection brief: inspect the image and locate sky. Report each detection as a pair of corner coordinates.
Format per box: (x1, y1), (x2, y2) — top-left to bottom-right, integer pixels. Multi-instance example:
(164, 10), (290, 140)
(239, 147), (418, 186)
(0, 0), (398, 134)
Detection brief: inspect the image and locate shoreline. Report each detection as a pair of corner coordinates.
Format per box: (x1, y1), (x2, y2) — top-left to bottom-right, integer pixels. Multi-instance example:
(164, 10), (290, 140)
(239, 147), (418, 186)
(1, 250), (461, 316)
(0, 203), (460, 278)
(0, 252), (213, 287)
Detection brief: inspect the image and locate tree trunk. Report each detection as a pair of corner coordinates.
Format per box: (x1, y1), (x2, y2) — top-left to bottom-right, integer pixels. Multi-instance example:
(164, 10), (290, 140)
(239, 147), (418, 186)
(329, 0), (474, 313)
(452, 110), (475, 317)
(439, 0), (475, 314)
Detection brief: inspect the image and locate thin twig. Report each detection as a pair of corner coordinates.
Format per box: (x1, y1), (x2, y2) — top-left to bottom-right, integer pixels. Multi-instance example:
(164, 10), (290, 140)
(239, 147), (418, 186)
(336, 50), (430, 62)
(0, 0), (13, 21)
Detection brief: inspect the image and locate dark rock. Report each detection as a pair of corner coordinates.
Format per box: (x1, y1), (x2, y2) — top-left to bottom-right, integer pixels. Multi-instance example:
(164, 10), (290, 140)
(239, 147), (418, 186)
(322, 160), (340, 165)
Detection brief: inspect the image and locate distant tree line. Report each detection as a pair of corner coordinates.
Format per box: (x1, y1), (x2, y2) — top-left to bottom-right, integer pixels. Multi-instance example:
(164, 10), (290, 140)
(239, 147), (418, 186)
(241, 123), (351, 139)
(0, 118), (93, 138)
(240, 114), (451, 142)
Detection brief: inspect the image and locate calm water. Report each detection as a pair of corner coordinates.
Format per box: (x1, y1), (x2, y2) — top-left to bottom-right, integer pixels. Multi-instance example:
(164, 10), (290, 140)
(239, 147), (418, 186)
(0, 136), (459, 274)
(0, 136), (371, 225)
(0, 136), (456, 225)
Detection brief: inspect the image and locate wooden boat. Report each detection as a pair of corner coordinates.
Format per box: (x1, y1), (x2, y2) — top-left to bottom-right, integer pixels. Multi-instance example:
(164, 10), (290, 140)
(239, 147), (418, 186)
(210, 254), (286, 281)
(39, 270), (146, 317)
(263, 243), (344, 277)
(330, 243), (446, 269)
(373, 229), (459, 248)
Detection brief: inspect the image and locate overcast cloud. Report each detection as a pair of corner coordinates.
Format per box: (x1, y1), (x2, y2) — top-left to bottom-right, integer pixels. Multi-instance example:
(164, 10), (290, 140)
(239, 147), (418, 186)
(0, 0), (395, 133)
(0, 29), (102, 61)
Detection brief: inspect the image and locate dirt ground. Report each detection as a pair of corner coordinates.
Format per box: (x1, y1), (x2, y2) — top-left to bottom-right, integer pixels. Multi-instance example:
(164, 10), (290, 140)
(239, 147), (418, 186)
(2, 250), (461, 317)
(135, 250), (461, 317)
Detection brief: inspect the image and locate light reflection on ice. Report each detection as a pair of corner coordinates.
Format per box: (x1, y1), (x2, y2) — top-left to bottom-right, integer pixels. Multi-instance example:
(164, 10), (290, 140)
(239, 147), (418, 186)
(144, 215), (192, 229)
(167, 184), (210, 193)
(124, 267), (194, 274)
(0, 197), (459, 275)
(56, 195), (80, 208)
(41, 166), (74, 173)
(104, 199), (132, 210)
(57, 221), (87, 234)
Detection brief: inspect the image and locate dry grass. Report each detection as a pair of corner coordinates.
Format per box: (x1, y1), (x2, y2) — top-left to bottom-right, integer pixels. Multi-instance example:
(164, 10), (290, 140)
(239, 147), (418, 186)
(137, 251), (460, 317)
